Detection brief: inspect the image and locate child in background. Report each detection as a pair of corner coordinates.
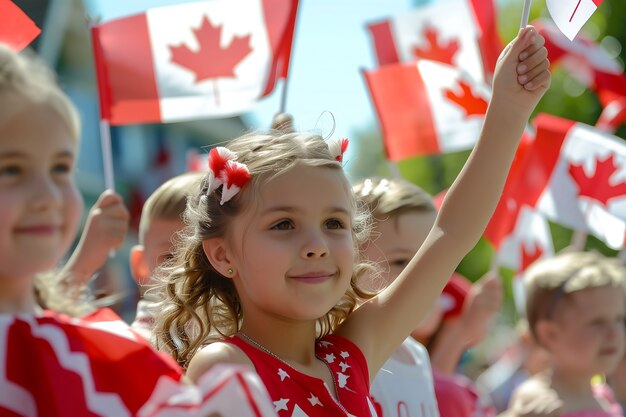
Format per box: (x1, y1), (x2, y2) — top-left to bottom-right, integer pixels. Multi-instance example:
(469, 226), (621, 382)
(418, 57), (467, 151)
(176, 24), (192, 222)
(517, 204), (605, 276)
(0, 44), (276, 416)
(129, 172), (204, 340)
(353, 176), (440, 416)
(154, 26), (550, 416)
(355, 177), (501, 417)
(504, 251), (626, 417)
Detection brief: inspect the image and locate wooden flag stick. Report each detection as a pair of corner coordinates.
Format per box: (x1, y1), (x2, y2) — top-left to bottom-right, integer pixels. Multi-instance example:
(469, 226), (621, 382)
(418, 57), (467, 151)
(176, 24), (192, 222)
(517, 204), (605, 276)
(520, 0), (533, 28)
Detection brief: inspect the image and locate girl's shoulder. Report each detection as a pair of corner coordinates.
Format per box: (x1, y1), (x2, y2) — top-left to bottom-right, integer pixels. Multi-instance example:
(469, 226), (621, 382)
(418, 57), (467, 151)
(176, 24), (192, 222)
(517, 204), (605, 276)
(186, 339), (254, 382)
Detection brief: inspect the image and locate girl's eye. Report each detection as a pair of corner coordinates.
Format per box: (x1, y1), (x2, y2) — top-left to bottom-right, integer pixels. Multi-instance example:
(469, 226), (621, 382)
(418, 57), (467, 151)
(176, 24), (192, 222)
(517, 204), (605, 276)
(52, 163), (72, 175)
(391, 259), (410, 268)
(326, 219), (345, 230)
(271, 220), (294, 230)
(590, 318), (606, 327)
(0, 165), (21, 177)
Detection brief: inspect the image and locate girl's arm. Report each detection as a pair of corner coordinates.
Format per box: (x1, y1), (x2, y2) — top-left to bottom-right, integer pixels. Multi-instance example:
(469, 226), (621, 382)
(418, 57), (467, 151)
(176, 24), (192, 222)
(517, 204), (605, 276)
(339, 26), (550, 379)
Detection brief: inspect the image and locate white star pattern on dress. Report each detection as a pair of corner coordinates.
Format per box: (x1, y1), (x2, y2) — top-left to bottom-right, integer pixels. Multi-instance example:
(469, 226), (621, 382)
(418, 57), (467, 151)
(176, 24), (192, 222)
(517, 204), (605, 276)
(274, 398), (289, 412)
(308, 393), (323, 407)
(337, 372), (350, 388)
(324, 353), (336, 363)
(340, 351), (350, 359)
(277, 368), (290, 381)
(339, 361), (350, 372)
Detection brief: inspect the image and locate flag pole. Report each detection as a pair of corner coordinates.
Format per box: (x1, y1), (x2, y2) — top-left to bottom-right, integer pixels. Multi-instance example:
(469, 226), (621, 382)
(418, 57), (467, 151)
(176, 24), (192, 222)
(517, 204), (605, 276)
(90, 21), (117, 257)
(99, 119), (115, 191)
(520, 0), (532, 28)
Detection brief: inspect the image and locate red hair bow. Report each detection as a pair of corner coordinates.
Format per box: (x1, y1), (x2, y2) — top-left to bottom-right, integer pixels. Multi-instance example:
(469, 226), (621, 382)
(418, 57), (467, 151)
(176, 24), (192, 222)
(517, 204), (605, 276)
(207, 147), (251, 205)
(328, 138), (349, 162)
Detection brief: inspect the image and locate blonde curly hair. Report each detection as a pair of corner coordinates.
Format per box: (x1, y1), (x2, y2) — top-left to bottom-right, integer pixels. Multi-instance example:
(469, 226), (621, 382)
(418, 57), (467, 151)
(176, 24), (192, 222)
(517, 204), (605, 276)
(153, 131), (377, 368)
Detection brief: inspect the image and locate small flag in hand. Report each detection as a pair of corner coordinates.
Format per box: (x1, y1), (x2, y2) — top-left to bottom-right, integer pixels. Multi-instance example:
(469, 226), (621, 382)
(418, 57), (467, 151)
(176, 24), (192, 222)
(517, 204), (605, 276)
(546, 0), (603, 41)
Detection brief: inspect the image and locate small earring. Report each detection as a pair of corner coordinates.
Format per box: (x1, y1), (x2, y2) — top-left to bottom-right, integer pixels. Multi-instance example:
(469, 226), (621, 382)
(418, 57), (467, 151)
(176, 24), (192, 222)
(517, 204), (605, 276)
(227, 267), (234, 275)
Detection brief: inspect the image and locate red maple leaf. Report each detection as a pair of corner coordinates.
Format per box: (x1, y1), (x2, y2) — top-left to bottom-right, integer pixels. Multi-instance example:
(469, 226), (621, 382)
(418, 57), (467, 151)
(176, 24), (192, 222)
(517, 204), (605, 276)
(518, 241), (544, 274)
(444, 80), (488, 117)
(568, 153), (626, 207)
(413, 26), (460, 66)
(169, 16), (252, 83)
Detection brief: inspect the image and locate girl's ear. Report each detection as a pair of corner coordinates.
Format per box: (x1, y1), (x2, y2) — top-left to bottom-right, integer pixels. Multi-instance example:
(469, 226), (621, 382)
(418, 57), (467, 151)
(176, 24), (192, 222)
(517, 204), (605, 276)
(130, 245), (150, 285)
(534, 319), (558, 351)
(202, 238), (235, 278)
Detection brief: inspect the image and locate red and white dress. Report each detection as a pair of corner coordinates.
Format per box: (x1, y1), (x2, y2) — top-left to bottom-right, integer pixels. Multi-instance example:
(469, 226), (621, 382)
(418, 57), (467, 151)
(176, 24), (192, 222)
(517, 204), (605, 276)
(228, 333), (379, 416)
(0, 310), (276, 417)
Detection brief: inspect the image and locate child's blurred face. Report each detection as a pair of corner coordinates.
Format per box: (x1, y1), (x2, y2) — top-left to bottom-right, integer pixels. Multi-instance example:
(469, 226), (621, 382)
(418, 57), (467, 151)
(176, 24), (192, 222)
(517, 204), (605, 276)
(547, 286), (625, 376)
(362, 210), (436, 290)
(143, 218), (184, 274)
(226, 164), (355, 322)
(0, 100), (82, 280)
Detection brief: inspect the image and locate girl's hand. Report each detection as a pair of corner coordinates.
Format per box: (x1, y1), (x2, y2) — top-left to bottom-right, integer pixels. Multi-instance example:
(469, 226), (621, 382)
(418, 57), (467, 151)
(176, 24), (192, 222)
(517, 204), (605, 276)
(492, 25), (551, 114)
(63, 190), (130, 284)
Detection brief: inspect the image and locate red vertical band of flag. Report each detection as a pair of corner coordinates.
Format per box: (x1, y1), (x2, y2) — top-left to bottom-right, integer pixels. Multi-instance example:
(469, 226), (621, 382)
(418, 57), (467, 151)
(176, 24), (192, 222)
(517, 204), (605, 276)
(469, 0), (502, 76)
(91, 15), (161, 124)
(366, 21), (400, 66)
(261, 0), (299, 95)
(0, 0), (40, 51)
(363, 64), (439, 160)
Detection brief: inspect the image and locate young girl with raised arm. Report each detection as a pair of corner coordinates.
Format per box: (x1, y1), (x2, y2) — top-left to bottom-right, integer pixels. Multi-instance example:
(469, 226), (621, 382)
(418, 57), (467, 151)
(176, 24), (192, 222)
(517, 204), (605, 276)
(0, 44), (275, 416)
(503, 251), (626, 417)
(155, 25), (551, 416)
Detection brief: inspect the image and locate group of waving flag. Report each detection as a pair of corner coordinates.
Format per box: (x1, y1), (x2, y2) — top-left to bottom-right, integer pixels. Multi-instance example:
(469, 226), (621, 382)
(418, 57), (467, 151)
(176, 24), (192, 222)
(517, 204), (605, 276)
(2, 0), (626, 301)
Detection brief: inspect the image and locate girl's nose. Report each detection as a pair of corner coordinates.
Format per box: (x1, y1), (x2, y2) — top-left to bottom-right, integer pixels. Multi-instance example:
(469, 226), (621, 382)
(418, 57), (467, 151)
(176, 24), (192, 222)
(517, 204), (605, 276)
(31, 175), (62, 211)
(301, 231), (329, 259)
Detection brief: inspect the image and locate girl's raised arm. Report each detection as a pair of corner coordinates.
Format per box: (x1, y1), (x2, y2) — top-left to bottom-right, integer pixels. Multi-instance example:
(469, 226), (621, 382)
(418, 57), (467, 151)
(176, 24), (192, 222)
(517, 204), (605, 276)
(339, 26), (550, 379)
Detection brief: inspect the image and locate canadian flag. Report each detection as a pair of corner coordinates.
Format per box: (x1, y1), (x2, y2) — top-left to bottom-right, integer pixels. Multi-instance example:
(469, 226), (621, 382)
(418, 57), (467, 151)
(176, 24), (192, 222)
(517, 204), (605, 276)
(363, 60), (491, 161)
(512, 114), (626, 250)
(91, 0), (298, 125)
(0, 0), (40, 51)
(496, 206), (554, 274)
(597, 92), (626, 133)
(499, 207), (554, 315)
(546, 0), (603, 41)
(0, 311), (277, 417)
(534, 18), (626, 97)
(366, 0), (502, 83)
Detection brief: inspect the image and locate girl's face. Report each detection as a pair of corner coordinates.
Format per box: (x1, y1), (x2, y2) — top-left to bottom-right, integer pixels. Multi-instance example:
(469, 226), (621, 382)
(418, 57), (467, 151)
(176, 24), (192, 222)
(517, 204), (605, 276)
(227, 164), (355, 322)
(0, 100), (82, 282)
(546, 285), (625, 376)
